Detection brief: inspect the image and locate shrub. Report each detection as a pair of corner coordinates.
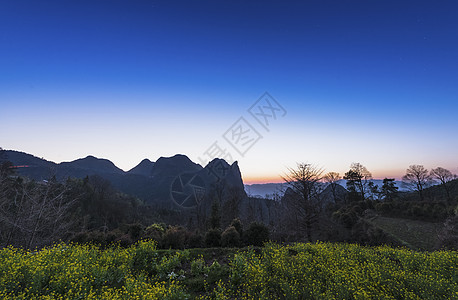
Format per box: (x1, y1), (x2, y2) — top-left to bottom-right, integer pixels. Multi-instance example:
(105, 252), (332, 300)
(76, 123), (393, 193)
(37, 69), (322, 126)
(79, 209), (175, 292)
(244, 222), (269, 246)
(144, 223), (166, 242)
(127, 223), (144, 240)
(187, 232), (203, 248)
(162, 226), (188, 249)
(205, 229), (221, 247)
(221, 226), (240, 247)
(230, 218), (243, 237)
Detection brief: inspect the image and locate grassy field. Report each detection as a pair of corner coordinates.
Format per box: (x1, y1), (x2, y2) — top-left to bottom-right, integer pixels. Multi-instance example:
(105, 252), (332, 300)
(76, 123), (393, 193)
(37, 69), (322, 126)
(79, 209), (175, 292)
(369, 216), (443, 250)
(0, 241), (456, 299)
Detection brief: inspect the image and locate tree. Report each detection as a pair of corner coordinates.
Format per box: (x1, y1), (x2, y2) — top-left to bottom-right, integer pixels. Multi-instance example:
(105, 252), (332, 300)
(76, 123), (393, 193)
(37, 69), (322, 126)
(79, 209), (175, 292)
(282, 163), (324, 241)
(0, 177), (77, 249)
(402, 165), (432, 201)
(343, 163), (372, 201)
(209, 200), (221, 229)
(381, 178), (398, 201)
(221, 186), (243, 226)
(430, 167), (456, 203)
(367, 181), (381, 201)
(323, 172), (341, 203)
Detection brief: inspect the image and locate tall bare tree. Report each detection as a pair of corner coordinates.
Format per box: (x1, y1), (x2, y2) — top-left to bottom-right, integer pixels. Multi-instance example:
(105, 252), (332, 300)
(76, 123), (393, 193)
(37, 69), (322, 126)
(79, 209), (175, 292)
(323, 172), (341, 203)
(282, 163), (324, 242)
(430, 167), (456, 203)
(402, 165), (432, 201)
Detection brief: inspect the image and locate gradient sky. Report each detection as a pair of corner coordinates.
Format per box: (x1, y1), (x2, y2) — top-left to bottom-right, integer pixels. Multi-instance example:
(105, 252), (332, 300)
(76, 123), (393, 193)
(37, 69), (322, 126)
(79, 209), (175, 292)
(1, 0), (457, 184)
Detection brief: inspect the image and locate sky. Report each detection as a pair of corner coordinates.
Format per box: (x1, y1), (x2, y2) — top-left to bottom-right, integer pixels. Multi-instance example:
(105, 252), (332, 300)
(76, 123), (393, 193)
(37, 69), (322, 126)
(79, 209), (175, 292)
(1, 0), (458, 184)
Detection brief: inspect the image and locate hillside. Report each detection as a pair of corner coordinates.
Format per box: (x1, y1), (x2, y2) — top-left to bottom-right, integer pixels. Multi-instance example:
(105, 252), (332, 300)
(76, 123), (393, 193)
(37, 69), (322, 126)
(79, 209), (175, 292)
(368, 216), (443, 250)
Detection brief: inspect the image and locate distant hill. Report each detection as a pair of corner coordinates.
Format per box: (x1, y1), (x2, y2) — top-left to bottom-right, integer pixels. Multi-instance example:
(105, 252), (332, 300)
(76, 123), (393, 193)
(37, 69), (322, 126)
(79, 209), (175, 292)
(245, 183), (285, 198)
(245, 179), (408, 198)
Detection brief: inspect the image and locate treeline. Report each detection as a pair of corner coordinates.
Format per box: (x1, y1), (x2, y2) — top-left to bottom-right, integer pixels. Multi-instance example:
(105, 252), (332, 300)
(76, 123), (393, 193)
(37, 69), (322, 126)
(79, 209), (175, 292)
(1, 148), (457, 250)
(0, 154), (169, 249)
(71, 219), (269, 249)
(0, 158), (270, 249)
(278, 162), (458, 250)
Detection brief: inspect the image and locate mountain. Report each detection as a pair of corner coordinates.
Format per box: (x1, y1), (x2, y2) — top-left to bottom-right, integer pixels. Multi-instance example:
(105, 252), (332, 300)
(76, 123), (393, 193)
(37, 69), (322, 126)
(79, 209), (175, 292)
(60, 155), (124, 174)
(245, 183), (285, 198)
(151, 154), (202, 178)
(246, 179), (408, 199)
(1, 150), (249, 212)
(128, 159), (155, 176)
(336, 179), (407, 192)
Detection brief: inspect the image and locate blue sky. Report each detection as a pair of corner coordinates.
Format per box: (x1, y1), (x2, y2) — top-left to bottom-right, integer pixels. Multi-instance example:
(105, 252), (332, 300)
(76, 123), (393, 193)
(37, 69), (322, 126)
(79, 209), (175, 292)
(1, 0), (457, 183)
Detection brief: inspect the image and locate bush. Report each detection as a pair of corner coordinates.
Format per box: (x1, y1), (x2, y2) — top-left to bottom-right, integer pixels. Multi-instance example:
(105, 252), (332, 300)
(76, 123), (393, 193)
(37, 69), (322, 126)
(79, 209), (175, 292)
(187, 232), (203, 248)
(230, 218), (243, 237)
(127, 223), (144, 240)
(144, 223), (166, 242)
(221, 226), (240, 247)
(205, 229), (221, 247)
(162, 226), (188, 249)
(244, 222), (269, 247)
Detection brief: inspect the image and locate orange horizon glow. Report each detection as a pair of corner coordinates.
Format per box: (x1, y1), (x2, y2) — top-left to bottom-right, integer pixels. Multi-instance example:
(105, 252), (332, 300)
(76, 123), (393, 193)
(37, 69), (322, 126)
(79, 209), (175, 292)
(243, 176), (283, 185)
(242, 171), (407, 185)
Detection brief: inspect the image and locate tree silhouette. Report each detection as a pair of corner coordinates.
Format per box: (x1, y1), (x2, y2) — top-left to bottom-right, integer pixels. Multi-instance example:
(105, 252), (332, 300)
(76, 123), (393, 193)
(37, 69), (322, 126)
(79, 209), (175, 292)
(430, 167), (456, 203)
(282, 163), (324, 242)
(343, 163), (372, 201)
(402, 165), (432, 201)
(323, 172), (341, 203)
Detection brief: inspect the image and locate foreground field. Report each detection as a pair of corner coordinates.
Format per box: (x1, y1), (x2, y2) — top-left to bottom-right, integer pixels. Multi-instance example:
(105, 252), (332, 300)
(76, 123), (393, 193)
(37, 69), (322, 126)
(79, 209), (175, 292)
(0, 241), (456, 299)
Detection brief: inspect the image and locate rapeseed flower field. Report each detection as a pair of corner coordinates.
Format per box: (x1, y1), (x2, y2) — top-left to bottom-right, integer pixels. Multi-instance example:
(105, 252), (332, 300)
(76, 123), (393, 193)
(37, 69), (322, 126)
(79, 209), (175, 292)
(0, 240), (456, 299)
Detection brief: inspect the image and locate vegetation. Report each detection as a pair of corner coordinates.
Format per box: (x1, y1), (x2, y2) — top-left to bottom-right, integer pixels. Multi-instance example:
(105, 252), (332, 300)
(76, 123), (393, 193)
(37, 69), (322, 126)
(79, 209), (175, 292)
(0, 241), (456, 299)
(1, 149), (458, 297)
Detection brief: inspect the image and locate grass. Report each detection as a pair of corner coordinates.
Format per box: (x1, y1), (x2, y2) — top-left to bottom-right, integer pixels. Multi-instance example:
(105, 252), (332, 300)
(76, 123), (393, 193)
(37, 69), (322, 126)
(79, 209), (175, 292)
(369, 216), (443, 250)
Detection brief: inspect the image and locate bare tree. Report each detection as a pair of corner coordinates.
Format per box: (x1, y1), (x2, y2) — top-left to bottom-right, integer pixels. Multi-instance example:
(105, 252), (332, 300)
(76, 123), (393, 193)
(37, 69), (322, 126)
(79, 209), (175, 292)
(343, 163), (372, 201)
(430, 167), (456, 202)
(323, 172), (341, 203)
(402, 165), (432, 201)
(282, 163), (324, 242)
(0, 177), (77, 249)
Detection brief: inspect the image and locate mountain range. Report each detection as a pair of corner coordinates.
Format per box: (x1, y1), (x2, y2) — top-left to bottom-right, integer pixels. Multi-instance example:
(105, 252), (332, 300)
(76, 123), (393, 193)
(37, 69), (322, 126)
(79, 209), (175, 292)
(245, 179), (408, 198)
(2, 150), (246, 210)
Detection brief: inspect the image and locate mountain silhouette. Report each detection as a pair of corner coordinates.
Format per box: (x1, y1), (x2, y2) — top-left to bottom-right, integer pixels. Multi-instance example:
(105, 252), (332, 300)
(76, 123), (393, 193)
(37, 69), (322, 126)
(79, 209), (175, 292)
(1, 150), (249, 211)
(60, 155), (124, 174)
(127, 159), (155, 176)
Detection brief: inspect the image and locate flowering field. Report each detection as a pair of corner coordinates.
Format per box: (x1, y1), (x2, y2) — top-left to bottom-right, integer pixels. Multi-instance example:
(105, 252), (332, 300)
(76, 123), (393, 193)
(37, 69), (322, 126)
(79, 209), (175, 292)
(0, 241), (456, 299)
